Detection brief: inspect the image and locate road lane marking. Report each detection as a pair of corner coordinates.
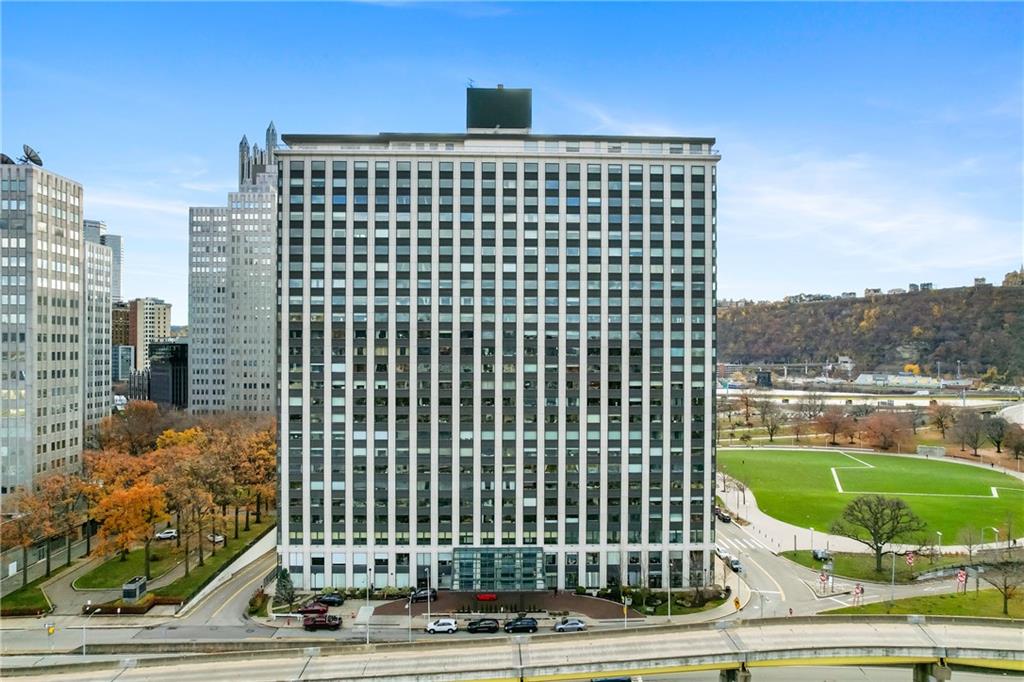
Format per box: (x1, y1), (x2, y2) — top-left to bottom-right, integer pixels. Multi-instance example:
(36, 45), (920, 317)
(185, 552), (275, 620)
(207, 566), (271, 621)
(742, 553), (786, 602)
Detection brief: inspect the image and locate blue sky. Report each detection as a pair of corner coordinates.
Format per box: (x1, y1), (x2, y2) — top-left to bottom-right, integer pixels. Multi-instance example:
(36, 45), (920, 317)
(2, 2), (1022, 324)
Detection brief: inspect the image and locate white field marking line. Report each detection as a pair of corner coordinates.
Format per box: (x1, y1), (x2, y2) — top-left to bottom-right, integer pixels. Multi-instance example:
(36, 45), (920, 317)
(829, 450), (1024, 499)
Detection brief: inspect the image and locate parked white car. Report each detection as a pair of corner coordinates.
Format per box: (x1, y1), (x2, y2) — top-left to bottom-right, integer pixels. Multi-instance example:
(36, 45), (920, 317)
(207, 533), (225, 544)
(154, 529), (178, 540)
(425, 617), (458, 634)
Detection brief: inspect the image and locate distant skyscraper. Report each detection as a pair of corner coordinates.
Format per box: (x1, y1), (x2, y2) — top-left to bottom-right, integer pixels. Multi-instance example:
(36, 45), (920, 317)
(128, 297), (171, 370)
(83, 238), (113, 431)
(274, 89), (719, 592)
(0, 162), (86, 494)
(112, 301), (130, 346)
(84, 219), (124, 302)
(189, 123), (277, 414)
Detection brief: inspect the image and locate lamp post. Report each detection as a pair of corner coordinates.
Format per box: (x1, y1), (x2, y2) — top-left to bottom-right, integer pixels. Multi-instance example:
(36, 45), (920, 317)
(82, 603), (101, 656)
(936, 531), (942, 556)
(366, 568), (373, 645)
(810, 527), (814, 553)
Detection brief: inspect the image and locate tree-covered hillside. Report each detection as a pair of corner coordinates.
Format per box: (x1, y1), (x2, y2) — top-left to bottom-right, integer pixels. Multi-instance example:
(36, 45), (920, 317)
(718, 286), (1024, 382)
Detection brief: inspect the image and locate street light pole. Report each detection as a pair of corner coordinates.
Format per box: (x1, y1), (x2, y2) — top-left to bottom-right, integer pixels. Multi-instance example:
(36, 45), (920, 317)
(82, 604), (101, 656)
(810, 527), (814, 553)
(936, 531), (942, 556)
(366, 568), (372, 645)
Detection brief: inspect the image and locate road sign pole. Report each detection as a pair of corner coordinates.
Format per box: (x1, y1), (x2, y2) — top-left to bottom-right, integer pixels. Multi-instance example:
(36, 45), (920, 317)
(890, 548), (896, 603)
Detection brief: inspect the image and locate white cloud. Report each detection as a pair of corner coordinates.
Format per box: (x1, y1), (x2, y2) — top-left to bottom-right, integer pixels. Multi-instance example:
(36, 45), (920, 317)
(87, 190), (190, 217)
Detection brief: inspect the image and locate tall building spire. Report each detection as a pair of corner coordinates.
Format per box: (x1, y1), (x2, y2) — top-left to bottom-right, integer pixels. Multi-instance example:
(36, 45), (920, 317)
(265, 121), (277, 164)
(239, 135), (251, 186)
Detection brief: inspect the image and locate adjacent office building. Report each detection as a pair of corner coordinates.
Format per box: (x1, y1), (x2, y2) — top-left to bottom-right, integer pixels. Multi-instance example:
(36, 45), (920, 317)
(188, 123), (278, 414)
(83, 237), (113, 430)
(128, 297), (171, 371)
(112, 345), (135, 382)
(276, 89), (718, 591)
(0, 162), (85, 494)
(112, 301), (130, 345)
(148, 340), (189, 409)
(84, 220), (124, 303)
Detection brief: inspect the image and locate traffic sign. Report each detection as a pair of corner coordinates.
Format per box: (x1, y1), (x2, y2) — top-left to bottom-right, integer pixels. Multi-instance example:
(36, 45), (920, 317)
(819, 573), (827, 585)
(957, 569), (967, 584)
(733, 596), (741, 610)
(905, 552), (915, 567)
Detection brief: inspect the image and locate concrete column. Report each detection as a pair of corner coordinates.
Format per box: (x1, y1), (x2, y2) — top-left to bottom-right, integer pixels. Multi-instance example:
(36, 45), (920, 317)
(913, 662), (951, 682)
(719, 666), (752, 682)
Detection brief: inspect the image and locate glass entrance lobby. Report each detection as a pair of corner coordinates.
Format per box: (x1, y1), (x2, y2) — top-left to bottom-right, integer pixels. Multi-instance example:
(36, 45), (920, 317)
(452, 547), (547, 591)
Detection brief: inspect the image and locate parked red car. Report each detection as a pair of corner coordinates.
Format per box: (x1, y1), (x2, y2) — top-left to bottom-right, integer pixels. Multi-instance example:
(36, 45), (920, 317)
(303, 614), (341, 631)
(475, 593), (498, 601)
(296, 602), (328, 615)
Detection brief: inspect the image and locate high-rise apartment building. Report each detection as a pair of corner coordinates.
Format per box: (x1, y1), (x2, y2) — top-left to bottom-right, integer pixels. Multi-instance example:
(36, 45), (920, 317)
(189, 123), (278, 414)
(0, 162), (85, 494)
(83, 238), (113, 431)
(128, 297), (171, 370)
(84, 219), (124, 302)
(276, 89), (718, 591)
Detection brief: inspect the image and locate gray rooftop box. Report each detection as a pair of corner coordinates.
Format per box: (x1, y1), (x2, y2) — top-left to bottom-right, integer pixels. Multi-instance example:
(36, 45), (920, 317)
(466, 87), (532, 130)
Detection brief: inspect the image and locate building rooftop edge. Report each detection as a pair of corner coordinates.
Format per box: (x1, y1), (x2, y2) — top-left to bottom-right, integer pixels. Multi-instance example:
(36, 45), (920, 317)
(280, 132), (717, 146)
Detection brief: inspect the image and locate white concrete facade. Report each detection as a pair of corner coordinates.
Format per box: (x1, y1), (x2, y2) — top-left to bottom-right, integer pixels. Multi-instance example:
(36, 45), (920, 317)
(83, 238), (112, 431)
(276, 126), (719, 591)
(0, 164), (86, 493)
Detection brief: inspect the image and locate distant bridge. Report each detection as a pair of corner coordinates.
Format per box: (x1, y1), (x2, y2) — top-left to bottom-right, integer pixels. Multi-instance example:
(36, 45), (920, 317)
(8, 616), (1022, 681)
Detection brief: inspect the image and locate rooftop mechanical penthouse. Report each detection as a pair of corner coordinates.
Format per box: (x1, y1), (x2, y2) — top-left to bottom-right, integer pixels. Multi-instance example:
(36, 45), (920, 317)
(276, 87), (719, 592)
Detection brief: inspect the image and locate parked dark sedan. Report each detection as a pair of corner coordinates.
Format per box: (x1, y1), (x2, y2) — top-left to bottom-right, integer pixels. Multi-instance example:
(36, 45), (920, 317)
(467, 618), (500, 633)
(296, 602), (328, 615)
(303, 614), (341, 631)
(504, 617), (538, 633)
(315, 593), (345, 606)
(411, 587), (438, 603)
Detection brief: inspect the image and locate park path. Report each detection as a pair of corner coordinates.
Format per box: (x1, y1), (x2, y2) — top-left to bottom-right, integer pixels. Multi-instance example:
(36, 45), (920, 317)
(717, 446), (1024, 555)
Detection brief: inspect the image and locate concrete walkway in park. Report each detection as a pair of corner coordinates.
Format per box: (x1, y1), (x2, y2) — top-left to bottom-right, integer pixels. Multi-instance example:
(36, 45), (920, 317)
(717, 446), (1024, 556)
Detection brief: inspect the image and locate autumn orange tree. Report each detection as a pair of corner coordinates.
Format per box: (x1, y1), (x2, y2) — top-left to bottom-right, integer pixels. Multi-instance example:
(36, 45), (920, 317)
(0, 489), (47, 588)
(36, 472), (86, 570)
(93, 482), (167, 575)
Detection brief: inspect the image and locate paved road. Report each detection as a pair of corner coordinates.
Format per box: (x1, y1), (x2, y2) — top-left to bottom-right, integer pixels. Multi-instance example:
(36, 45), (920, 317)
(8, 619), (1020, 680)
(715, 520), (966, 618)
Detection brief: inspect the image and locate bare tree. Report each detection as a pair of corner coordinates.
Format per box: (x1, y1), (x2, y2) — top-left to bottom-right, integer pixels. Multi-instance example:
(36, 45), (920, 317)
(738, 390), (755, 426)
(816, 407), (850, 446)
(792, 420), (807, 443)
(984, 416), (1010, 454)
(957, 527), (980, 567)
(830, 495), (926, 572)
(798, 391), (826, 420)
(953, 410), (985, 455)
(761, 401), (786, 443)
(1006, 424), (1024, 462)
(862, 412), (910, 451)
(928, 403), (956, 439)
(980, 560), (1024, 616)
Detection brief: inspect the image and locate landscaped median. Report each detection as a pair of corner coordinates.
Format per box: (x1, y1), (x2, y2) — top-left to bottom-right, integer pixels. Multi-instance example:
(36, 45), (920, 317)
(80, 518), (276, 614)
(782, 549), (968, 584)
(74, 543), (181, 590)
(825, 589), (1022, 619)
(0, 563), (72, 617)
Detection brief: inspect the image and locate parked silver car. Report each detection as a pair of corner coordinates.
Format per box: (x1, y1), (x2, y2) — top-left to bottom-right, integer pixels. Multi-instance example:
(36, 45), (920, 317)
(553, 617), (586, 633)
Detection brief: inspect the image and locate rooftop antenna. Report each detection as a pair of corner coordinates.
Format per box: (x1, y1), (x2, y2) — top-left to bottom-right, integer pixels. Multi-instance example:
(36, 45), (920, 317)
(467, 78), (476, 88)
(0, 153), (15, 164)
(21, 144), (42, 166)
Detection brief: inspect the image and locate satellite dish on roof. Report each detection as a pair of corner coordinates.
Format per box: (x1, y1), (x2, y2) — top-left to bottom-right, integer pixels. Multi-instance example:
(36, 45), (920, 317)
(0, 153), (15, 165)
(22, 144), (42, 166)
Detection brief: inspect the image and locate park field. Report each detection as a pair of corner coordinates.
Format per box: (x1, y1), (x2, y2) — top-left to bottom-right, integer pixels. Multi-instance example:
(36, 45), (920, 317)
(718, 448), (1024, 539)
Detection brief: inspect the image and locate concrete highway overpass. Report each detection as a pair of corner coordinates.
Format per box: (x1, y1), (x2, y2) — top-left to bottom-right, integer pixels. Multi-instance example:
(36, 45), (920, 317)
(5, 616), (1021, 681)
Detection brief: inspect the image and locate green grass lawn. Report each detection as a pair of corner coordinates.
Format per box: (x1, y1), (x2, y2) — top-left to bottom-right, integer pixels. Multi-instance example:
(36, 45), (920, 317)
(783, 550), (966, 583)
(718, 448), (1024, 538)
(649, 596), (727, 616)
(152, 519), (274, 602)
(74, 542), (183, 589)
(0, 562), (73, 615)
(826, 589), (1022, 619)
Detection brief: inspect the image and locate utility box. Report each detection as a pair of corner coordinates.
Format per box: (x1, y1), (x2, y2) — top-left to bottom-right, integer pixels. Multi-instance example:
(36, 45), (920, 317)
(122, 575), (147, 603)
